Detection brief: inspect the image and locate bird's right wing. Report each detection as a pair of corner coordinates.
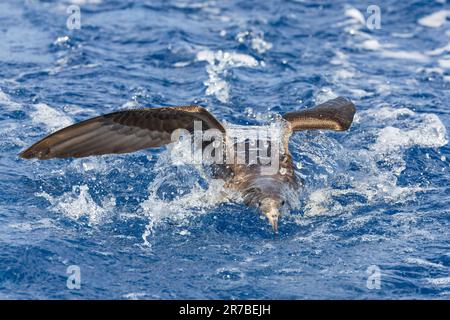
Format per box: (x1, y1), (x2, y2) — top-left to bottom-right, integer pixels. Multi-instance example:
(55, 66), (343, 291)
(19, 106), (225, 160)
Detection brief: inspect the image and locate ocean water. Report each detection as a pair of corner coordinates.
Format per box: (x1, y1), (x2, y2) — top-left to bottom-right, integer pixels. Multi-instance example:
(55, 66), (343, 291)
(0, 0), (449, 299)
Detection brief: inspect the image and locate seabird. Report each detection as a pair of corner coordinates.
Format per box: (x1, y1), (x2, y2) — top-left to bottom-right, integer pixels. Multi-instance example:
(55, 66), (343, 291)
(19, 97), (356, 232)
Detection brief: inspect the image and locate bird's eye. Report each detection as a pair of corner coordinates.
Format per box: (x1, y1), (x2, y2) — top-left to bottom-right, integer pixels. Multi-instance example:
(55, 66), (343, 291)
(257, 202), (262, 207)
(281, 200), (286, 206)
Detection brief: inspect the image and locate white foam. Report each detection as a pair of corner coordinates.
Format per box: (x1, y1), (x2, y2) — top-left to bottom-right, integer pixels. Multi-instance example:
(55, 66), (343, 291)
(54, 35), (70, 45)
(303, 188), (343, 217)
(138, 146), (237, 243)
(363, 106), (447, 168)
(335, 69), (356, 79)
(330, 51), (348, 66)
(345, 7), (366, 25)
(173, 61), (191, 68)
(355, 107), (447, 181)
(361, 39), (382, 51)
(197, 50), (258, 68)
(426, 43), (450, 56)
(62, 104), (97, 116)
(371, 111), (448, 153)
(8, 218), (54, 232)
(428, 277), (450, 286)
(360, 40), (426, 68)
(391, 32), (416, 39)
(380, 50), (429, 62)
(349, 88), (373, 97)
(418, 10), (450, 28)
(140, 178), (229, 244)
(69, 157), (112, 173)
(123, 292), (148, 300)
(196, 50), (215, 64)
(438, 58), (450, 69)
(197, 49), (259, 103)
(299, 106), (448, 217)
(0, 88), (21, 110)
(37, 185), (116, 225)
(236, 31), (273, 54)
(0, 122), (26, 147)
(314, 87), (338, 104)
(360, 106), (415, 120)
(405, 257), (446, 269)
(121, 100), (139, 109)
(251, 36), (273, 54)
(30, 103), (73, 130)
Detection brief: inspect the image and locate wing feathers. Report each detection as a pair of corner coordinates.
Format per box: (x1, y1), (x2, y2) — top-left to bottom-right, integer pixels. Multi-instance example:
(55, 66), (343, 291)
(20, 106), (224, 160)
(283, 97), (356, 132)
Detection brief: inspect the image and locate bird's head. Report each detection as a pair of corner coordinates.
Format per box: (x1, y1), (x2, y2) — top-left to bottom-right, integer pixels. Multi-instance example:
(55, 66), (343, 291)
(258, 197), (284, 233)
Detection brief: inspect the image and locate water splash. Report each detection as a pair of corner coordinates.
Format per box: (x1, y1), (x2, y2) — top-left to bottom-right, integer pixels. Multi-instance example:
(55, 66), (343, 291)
(418, 10), (450, 28)
(0, 88), (22, 111)
(196, 49), (259, 103)
(292, 105), (448, 218)
(139, 150), (231, 245)
(37, 185), (116, 226)
(236, 30), (273, 54)
(30, 103), (73, 131)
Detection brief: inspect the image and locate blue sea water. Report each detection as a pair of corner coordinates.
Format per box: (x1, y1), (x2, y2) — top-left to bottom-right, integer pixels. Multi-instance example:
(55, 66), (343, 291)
(0, 0), (449, 299)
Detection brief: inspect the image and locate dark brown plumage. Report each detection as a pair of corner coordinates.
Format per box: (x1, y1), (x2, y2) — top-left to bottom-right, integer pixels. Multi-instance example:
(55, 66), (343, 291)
(283, 96), (356, 131)
(19, 106), (225, 160)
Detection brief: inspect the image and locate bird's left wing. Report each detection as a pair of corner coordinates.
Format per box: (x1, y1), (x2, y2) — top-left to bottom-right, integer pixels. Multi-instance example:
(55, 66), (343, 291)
(283, 97), (356, 132)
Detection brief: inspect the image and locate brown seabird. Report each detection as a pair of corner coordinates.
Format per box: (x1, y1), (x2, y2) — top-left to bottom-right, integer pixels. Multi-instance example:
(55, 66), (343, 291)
(20, 96), (356, 232)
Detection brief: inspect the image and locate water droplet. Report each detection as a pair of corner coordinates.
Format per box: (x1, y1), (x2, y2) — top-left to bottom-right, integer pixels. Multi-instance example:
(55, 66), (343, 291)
(179, 230), (190, 236)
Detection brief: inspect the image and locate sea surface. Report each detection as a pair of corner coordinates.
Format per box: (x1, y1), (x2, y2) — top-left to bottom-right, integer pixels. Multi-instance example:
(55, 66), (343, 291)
(0, 0), (449, 299)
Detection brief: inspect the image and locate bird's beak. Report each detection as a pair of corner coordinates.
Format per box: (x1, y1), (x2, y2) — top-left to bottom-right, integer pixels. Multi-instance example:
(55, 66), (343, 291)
(260, 198), (281, 233)
(268, 214), (278, 233)
(266, 207), (279, 233)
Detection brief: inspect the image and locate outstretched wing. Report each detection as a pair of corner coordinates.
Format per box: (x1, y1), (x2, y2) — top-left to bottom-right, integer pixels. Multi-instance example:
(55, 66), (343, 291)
(283, 97), (356, 132)
(20, 106), (225, 160)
